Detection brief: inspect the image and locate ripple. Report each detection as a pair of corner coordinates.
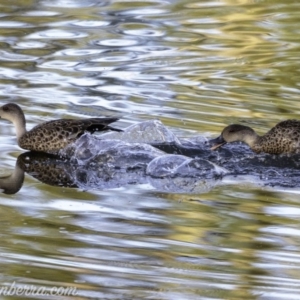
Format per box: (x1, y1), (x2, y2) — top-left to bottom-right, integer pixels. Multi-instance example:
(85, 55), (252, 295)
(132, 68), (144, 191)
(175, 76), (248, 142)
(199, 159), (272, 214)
(185, 1), (223, 8)
(72, 20), (110, 28)
(112, 8), (168, 17)
(27, 29), (87, 39)
(264, 206), (300, 217)
(55, 48), (104, 57)
(124, 28), (164, 37)
(75, 64), (114, 72)
(68, 77), (103, 87)
(93, 84), (175, 99)
(90, 51), (139, 62)
(95, 39), (140, 47)
(0, 67), (25, 79)
(164, 31), (205, 43)
(39, 60), (78, 69)
(41, 0), (105, 8)
(23, 10), (61, 17)
(0, 50), (37, 61)
(22, 71), (71, 85)
(0, 21), (30, 28)
(14, 41), (49, 49)
(118, 23), (165, 37)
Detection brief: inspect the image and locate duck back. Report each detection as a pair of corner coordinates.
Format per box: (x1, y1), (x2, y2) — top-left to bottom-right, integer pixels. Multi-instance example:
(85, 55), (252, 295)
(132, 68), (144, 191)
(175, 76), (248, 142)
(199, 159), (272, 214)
(253, 120), (300, 154)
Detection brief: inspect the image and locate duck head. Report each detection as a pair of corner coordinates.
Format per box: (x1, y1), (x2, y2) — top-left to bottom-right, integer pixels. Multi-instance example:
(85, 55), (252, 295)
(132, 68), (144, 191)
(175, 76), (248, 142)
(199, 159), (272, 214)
(0, 103), (24, 123)
(209, 124), (258, 150)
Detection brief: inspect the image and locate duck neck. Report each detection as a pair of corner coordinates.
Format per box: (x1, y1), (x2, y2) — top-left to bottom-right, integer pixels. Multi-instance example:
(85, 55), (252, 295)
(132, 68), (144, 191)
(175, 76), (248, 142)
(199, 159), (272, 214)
(12, 113), (26, 142)
(0, 160), (24, 194)
(243, 132), (260, 148)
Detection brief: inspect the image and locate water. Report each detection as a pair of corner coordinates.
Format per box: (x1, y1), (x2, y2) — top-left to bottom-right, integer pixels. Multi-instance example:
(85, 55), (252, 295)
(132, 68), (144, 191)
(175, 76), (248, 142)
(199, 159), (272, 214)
(0, 0), (300, 299)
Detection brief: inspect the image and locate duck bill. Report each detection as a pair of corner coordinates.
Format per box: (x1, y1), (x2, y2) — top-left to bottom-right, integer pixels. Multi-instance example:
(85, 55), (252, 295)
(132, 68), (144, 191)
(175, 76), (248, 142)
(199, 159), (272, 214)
(209, 136), (226, 151)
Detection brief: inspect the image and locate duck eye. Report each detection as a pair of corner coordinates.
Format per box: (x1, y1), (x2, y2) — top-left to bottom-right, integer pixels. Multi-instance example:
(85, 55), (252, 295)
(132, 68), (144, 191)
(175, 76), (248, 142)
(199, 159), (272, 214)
(2, 106), (8, 112)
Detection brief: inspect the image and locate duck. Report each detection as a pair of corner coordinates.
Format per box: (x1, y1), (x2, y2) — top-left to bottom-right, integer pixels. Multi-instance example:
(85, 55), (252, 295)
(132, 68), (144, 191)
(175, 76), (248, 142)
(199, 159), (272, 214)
(209, 120), (300, 154)
(0, 103), (122, 154)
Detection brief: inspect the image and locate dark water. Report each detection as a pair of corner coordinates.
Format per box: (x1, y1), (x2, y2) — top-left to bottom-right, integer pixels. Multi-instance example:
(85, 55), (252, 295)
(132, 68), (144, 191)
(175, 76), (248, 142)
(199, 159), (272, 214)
(1, 0), (300, 299)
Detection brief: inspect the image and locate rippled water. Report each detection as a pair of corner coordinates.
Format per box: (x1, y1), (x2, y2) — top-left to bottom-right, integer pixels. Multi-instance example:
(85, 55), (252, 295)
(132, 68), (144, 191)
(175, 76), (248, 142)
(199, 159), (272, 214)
(1, 0), (300, 299)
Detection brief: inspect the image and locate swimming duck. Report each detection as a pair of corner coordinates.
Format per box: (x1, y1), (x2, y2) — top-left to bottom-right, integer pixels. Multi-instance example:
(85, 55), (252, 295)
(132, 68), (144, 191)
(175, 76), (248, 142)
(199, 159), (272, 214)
(0, 103), (121, 154)
(209, 120), (300, 154)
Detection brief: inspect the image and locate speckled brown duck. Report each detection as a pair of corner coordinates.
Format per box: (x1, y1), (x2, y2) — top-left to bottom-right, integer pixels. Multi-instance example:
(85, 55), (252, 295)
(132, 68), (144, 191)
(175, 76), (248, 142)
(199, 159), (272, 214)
(209, 120), (300, 155)
(0, 103), (121, 154)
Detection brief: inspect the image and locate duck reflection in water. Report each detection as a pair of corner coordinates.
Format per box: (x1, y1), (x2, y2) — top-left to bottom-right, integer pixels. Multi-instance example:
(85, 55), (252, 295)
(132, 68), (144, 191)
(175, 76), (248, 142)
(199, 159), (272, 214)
(0, 147), (153, 194)
(2, 146), (300, 194)
(0, 152), (78, 194)
(0, 150), (221, 195)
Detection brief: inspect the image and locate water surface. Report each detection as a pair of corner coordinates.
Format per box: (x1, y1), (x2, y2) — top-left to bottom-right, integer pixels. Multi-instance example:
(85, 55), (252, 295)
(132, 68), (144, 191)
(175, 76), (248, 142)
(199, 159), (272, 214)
(0, 0), (300, 299)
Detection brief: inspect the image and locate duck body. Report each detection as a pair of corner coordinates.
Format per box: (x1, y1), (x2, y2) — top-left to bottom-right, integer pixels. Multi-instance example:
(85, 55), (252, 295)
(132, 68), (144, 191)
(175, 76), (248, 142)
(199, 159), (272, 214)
(0, 103), (121, 154)
(210, 120), (300, 155)
(19, 117), (121, 153)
